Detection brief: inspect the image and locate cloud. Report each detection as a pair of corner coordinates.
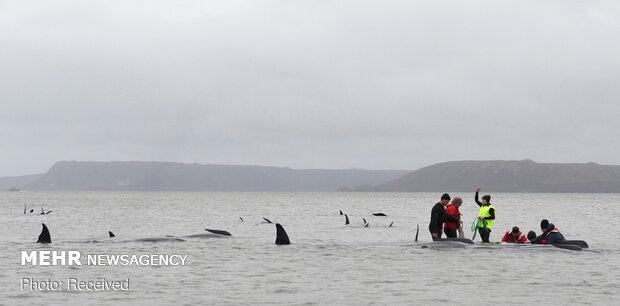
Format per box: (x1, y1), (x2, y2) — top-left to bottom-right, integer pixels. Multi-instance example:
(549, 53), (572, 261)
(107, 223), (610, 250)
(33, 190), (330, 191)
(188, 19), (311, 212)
(1, 1), (620, 175)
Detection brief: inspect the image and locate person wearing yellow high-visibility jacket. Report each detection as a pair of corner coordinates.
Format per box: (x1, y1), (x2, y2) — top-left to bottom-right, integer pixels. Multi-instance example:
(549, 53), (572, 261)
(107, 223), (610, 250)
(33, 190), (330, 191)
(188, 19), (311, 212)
(474, 186), (495, 243)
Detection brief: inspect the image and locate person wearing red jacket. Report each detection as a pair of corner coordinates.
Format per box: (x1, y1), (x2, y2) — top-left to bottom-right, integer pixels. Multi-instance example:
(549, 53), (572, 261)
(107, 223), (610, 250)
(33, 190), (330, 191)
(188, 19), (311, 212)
(501, 226), (530, 243)
(443, 197), (463, 238)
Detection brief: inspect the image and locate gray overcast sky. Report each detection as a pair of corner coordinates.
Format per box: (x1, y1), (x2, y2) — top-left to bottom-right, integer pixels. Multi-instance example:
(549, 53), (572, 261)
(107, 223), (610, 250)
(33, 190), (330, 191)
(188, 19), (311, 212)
(2, 1), (620, 176)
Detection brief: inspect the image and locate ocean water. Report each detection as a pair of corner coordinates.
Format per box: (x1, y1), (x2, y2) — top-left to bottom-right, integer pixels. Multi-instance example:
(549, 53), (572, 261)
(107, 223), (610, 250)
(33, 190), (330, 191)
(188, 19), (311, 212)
(1, 191), (619, 305)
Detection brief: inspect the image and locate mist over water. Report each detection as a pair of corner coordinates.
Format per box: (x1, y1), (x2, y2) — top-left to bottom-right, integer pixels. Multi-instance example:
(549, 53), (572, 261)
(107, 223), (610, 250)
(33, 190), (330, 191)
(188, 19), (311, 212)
(1, 192), (619, 305)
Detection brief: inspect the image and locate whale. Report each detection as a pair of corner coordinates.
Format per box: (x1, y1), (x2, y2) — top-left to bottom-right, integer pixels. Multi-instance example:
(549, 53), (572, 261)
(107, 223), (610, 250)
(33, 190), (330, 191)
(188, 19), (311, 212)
(263, 217), (273, 224)
(389, 222), (394, 227)
(37, 223), (51, 243)
(132, 237), (186, 242)
(419, 239), (472, 249)
(109, 231), (115, 238)
(275, 223), (290, 245)
(182, 228), (233, 239)
(339, 210), (343, 215)
(372, 213), (387, 216)
(204, 229), (232, 236)
(344, 214), (350, 225)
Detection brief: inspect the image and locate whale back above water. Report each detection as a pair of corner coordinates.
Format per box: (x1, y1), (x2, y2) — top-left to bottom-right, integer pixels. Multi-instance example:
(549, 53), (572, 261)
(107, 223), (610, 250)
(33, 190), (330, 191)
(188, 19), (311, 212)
(204, 229), (232, 236)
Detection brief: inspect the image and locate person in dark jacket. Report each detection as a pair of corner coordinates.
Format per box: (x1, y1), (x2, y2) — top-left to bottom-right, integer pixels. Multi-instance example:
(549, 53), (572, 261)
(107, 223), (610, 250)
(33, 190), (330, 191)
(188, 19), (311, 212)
(542, 223), (566, 244)
(429, 193), (451, 240)
(530, 219), (549, 244)
(527, 231), (537, 241)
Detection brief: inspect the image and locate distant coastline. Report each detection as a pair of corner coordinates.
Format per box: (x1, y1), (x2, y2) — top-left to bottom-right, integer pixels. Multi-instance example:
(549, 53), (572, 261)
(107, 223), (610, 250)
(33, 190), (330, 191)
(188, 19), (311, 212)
(3, 159), (620, 193)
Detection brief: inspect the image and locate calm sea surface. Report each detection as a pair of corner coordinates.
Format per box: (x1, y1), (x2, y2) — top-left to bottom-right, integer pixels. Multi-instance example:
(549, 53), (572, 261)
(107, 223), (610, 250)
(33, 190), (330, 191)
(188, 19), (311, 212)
(1, 192), (619, 305)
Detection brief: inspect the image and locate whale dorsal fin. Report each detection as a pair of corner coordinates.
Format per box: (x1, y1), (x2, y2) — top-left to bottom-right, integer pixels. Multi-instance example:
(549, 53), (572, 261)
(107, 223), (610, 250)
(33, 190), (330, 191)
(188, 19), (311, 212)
(37, 223), (51, 243)
(109, 231), (115, 238)
(275, 223), (290, 245)
(263, 217), (273, 224)
(345, 214), (350, 225)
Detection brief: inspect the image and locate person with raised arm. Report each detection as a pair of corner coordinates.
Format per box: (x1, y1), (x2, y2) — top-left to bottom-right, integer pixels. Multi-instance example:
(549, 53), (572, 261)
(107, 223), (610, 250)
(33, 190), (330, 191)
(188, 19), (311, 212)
(474, 186), (495, 243)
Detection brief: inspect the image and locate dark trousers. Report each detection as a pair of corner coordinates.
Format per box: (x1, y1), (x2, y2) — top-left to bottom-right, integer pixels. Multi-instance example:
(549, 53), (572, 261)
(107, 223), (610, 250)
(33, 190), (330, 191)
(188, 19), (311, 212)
(479, 228), (491, 243)
(444, 228), (457, 238)
(430, 229), (442, 241)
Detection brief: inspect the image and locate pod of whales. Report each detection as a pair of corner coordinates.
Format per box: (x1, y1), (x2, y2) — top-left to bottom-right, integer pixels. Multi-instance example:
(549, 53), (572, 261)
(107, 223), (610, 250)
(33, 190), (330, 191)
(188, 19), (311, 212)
(28, 206), (588, 251)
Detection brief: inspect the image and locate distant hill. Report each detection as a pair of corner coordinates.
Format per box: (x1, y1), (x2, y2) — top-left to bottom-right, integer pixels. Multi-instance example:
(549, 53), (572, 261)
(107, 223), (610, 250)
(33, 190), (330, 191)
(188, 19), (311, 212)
(351, 160), (620, 192)
(0, 174), (43, 191)
(21, 161), (409, 191)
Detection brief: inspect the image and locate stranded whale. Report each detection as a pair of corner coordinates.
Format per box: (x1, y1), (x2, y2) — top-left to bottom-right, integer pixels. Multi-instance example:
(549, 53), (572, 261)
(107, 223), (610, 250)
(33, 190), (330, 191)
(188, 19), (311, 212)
(204, 229), (232, 236)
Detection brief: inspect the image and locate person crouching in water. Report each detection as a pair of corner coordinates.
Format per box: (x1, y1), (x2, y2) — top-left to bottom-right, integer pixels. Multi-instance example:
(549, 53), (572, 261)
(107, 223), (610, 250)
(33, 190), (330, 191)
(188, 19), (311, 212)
(501, 226), (529, 243)
(527, 231), (537, 241)
(530, 219), (550, 244)
(531, 221), (566, 245)
(443, 197), (463, 238)
(429, 193), (451, 240)
(474, 186), (495, 243)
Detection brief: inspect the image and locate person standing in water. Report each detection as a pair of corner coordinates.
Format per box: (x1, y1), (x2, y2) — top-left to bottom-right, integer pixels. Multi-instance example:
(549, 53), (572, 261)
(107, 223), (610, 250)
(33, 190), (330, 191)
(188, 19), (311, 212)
(475, 186), (495, 243)
(429, 193), (451, 240)
(443, 197), (463, 238)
